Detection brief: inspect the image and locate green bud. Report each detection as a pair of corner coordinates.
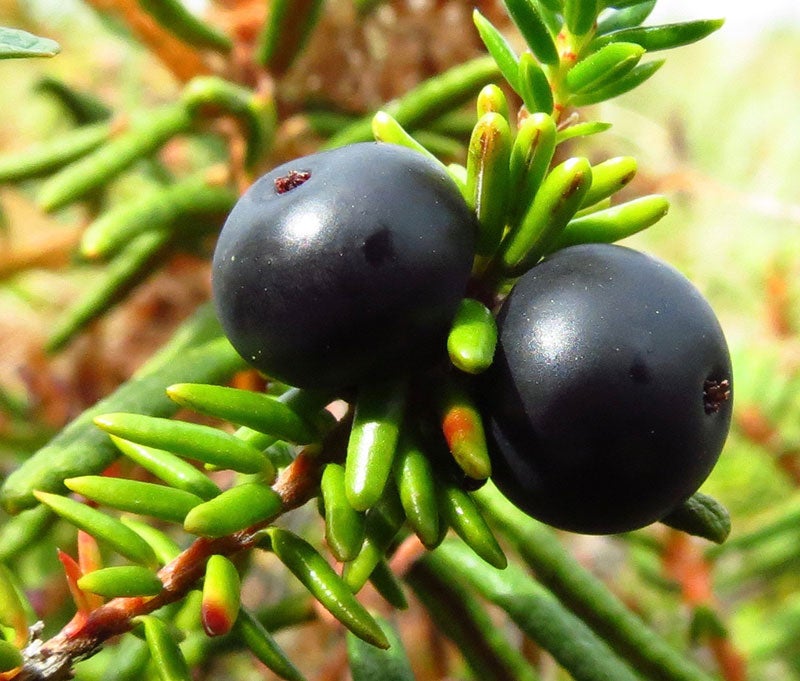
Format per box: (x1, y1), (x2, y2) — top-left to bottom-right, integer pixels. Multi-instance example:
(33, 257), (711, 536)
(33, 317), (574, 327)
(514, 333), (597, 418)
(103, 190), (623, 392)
(447, 298), (498, 375)
(438, 378), (492, 482)
(202, 555), (241, 636)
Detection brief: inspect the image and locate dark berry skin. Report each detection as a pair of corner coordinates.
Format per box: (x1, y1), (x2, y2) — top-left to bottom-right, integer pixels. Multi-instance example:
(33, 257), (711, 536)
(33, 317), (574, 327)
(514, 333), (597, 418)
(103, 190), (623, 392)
(480, 244), (733, 534)
(212, 142), (476, 390)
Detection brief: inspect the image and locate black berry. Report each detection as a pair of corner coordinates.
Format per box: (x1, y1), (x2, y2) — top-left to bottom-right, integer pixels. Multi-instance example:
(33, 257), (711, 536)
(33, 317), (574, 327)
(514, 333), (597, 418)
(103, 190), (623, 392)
(212, 142), (476, 390)
(480, 243), (733, 534)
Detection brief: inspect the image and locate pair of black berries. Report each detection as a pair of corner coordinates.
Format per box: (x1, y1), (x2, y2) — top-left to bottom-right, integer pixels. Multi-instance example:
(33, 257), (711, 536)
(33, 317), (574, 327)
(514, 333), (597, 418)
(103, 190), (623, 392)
(212, 142), (733, 535)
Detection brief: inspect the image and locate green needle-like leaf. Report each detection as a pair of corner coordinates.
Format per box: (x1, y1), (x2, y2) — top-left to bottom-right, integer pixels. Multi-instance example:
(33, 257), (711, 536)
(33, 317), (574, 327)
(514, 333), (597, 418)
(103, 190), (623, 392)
(0, 26), (59, 59)
(183, 483), (282, 537)
(345, 378), (407, 512)
(500, 156), (593, 276)
(321, 463), (366, 563)
(660, 493), (731, 544)
(94, 413), (271, 476)
(64, 476), (202, 523)
(466, 112), (512, 257)
(121, 517), (182, 565)
(167, 383), (317, 445)
(257, 0), (324, 75)
(80, 174), (236, 260)
(110, 435), (220, 500)
(1, 305), (243, 514)
(325, 57), (500, 148)
(368, 560), (408, 610)
(518, 52), (554, 114)
(370, 112), (441, 166)
(472, 9), (521, 94)
(394, 438), (440, 548)
(47, 229), (172, 353)
(347, 616), (414, 681)
(447, 298), (498, 375)
(343, 488), (406, 592)
(34, 491), (158, 567)
(0, 640), (23, 673)
(0, 565), (29, 647)
(432, 541), (642, 681)
(502, 0), (559, 65)
(555, 120), (613, 144)
(477, 484), (719, 681)
(547, 194), (669, 252)
(266, 528), (389, 649)
(438, 378), (492, 481)
(566, 42), (645, 95)
(476, 84), (509, 119)
(0, 121), (112, 183)
(596, 1), (656, 35)
(236, 608), (307, 681)
(565, 0), (600, 36)
(571, 59), (665, 105)
(506, 112), (556, 229)
(438, 484), (506, 569)
(591, 19), (725, 52)
(0, 505), (55, 562)
(202, 555), (241, 636)
(581, 156), (637, 207)
(136, 615), (191, 681)
(38, 103), (193, 212)
(137, 0), (232, 52)
(78, 566), (163, 598)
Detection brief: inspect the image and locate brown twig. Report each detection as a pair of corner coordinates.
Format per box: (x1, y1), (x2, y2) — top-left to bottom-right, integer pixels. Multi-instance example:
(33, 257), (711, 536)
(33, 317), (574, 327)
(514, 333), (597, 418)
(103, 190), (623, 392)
(8, 414), (352, 681)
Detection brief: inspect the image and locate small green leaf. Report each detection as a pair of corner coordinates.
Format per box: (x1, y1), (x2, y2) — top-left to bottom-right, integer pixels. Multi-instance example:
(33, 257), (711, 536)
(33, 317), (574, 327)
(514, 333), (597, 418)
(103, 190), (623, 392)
(447, 298), (498, 375)
(120, 517), (182, 565)
(517, 52), (554, 114)
(500, 156), (593, 275)
(266, 528), (389, 649)
(466, 112), (512, 256)
(342, 488), (406, 592)
(660, 493), (731, 544)
(0, 121), (112, 183)
(548, 194), (669, 252)
(564, 0), (599, 36)
(184, 482), (282, 537)
(581, 156), (638, 207)
(236, 608), (306, 681)
(78, 566), (163, 598)
(555, 120), (613, 144)
(138, 0), (232, 52)
(394, 437), (440, 548)
(0, 505), (55, 563)
(202, 555), (241, 636)
(136, 615), (191, 681)
(347, 616), (414, 681)
(38, 104), (193, 212)
(166, 383), (317, 445)
(502, 0), (559, 65)
(370, 112), (441, 166)
(506, 112), (557, 229)
(438, 484), (506, 569)
(368, 560), (408, 610)
(476, 84), (509, 119)
(256, 0), (324, 75)
(64, 476), (202, 523)
(0, 639), (23, 673)
(345, 378), (407, 512)
(35, 76), (113, 124)
(438, 378), (492, 482)
(94, 413), (271, 476)
(34, 491), (158, 567)
(566, 42), (645, 95)
(110, 435), (221, 500)
(472, 9), (521, 94)
(0, 565), (29, 647)
(596, 1), (656, 35)
(591, 19), (725, 52)
(0, 27), (59, 59)
(570, 58), (665, 106)
(321, 463), (366, 563)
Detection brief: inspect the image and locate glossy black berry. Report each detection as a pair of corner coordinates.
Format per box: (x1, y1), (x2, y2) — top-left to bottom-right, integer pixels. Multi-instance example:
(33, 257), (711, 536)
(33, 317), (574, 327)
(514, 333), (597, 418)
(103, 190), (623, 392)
(212, 142), (476, 390)
(480, 244), (733, 534)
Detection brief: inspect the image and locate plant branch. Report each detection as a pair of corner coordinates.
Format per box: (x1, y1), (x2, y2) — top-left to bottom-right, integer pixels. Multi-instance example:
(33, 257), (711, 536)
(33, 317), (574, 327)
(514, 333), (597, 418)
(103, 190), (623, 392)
(8, 415), (351, 681)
